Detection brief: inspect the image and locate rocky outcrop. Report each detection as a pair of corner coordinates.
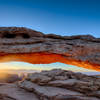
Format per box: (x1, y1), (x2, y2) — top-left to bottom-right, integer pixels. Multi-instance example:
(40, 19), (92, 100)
(0, 83), (39, 100)
(0, 69), (100, 100)
(0, 73), (22, 83)
(18, 69), (100, 100)
(0, 27), (100, 71)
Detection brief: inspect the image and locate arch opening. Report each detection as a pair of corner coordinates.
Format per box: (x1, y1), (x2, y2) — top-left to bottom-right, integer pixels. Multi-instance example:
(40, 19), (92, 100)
(0, 62), (97, 75)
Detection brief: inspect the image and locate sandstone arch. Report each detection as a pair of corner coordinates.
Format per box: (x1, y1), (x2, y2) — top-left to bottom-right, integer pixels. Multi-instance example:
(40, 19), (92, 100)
(0, 27), (100, 71)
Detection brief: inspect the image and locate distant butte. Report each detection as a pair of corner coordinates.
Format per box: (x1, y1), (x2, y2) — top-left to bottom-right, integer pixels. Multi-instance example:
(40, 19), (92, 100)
(0, 27), (100, 71)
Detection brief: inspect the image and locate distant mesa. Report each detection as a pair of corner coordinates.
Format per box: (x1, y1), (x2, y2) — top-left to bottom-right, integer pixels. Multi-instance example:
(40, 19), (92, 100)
(0, 27), (100, 71)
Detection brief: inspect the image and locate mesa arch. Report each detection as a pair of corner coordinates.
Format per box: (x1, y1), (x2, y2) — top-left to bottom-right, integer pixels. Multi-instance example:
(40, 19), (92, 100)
(0, 27), (100, 71)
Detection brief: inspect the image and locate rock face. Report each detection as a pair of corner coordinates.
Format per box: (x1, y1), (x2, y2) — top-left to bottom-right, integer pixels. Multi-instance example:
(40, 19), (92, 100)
(0, 27), (100, 71)
(18, 69), (100, 100)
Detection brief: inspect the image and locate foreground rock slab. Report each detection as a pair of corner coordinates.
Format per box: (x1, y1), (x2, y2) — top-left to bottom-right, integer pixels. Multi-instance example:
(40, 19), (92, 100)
(18, 69), (100, 100)
(0, 93), (16, 100)
(19, 80), (84, 100)
(0, 83), (39, 100)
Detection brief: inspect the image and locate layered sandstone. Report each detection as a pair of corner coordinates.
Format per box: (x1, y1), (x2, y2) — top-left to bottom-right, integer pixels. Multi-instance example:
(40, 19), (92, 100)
(18, 69), (100, 100)
(0, 27), (100, 71)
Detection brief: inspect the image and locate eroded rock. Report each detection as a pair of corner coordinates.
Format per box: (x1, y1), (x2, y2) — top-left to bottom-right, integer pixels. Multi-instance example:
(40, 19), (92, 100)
(18, 69), (100, 100)
(19, 80), (84, 100)
(0, 93), (16, 100)
(0, 27), (100, 71)
(0, 83), (39, 100)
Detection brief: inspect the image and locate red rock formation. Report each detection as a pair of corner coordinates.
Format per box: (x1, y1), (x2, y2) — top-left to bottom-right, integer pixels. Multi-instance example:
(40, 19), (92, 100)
(0, 27), (100, 71)
(0, 52), (100, 71)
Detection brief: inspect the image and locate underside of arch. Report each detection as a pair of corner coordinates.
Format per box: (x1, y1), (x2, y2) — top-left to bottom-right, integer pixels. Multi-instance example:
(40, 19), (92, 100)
(0, 52), (100, 71)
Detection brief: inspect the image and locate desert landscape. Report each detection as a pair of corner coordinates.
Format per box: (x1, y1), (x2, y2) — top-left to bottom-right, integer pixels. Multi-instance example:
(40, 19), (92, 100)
(0, 27), (100, 100)
(0, 0), (100, 99)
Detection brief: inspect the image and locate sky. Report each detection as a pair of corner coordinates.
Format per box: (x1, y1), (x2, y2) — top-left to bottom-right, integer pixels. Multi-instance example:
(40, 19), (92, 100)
(0, 0), (100, 37)
(0, 0), (100, 72)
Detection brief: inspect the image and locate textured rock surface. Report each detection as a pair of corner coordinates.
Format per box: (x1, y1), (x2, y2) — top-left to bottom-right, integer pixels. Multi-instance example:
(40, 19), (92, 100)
(0, 93), (16, 100)
(0, 27), (100, 70)
(18, 69), (100, 100)
(0, 69), (100, 100)
(0, 83), (39, 100)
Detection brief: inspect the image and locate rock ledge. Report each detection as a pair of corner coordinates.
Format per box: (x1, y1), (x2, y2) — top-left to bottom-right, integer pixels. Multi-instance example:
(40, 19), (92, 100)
(18, 69), (100, 100)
